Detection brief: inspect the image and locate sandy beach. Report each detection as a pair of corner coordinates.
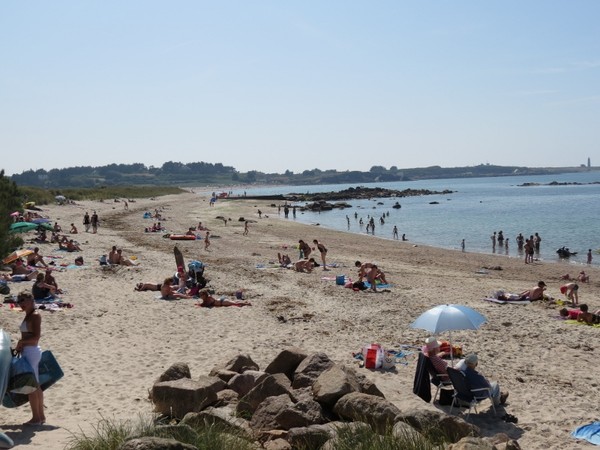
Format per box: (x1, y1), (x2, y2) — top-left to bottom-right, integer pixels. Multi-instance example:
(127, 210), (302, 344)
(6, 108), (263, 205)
(1, 191), (599, 449)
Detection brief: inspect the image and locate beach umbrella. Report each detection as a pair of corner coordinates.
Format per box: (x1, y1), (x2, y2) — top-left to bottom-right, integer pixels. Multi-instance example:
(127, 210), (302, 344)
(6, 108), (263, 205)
(32, 218), (51, 224)
(411, 304), (487, 363)
(9, 222), (37, 234)
(2, 249), (34, 265)
(9, 211), (19, 217)
(36, 223), (53, 231)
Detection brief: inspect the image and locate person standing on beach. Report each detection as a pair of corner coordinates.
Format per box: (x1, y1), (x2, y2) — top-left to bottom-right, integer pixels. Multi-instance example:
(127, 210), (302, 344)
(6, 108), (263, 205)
(243, 221), (249, 236)
(534, 233), (542, 253)
(516, 233), (524, 251)
(587, 249), (593, 264)
(83, 212), (91, 233)
(91, 211), (99, 234)
(393, 226), (399, 240)
(524, 239), (533, 263)
(204, 231), (211, 251)
(461, 239), (465, 252)
(313, 239), (328, 271)
(298, 240), (311, 259)
(491, 232), (496, 251)
(15, 291), (45, 425)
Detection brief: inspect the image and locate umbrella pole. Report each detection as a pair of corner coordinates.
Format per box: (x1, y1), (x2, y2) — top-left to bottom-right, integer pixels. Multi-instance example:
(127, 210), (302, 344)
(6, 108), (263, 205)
(449, 331), (454, 366)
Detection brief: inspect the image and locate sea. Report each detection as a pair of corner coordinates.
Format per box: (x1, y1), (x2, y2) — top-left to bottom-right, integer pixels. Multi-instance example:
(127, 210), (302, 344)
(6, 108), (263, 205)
(221, 171), (600, 268)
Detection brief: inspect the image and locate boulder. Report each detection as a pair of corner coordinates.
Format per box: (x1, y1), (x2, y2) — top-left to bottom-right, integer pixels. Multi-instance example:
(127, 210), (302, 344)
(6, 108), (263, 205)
(392, 421), (424, 440)
(263, 438), (292, 450)
(265, 348), (308, 381)
(214, 389), (239, 407)
(181, 406), (251, 437)
(312, 365), (359, 408)
(397, 409), (480, 443)
(447, 436), (497, 450)
(292, 352), (334, 388)
(156, 363), (191, 383)
(287, 424), (336, 450)
(228, 371), (269, 397)
(211, 369), (239, 383)
(341, 365), (384, 398)
(209, 354), (260, 375)
(152, 376), (225, 418)
(249, 394), (294, 431)
(237, 374), (295, 416)
(333, 392), (401, 432)
(275, 398), (326, 430)
(118, 436), (197, 450)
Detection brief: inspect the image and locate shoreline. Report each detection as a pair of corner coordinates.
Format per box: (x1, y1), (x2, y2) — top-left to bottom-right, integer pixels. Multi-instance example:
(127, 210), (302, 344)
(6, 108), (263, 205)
(1, 192), (599, 449)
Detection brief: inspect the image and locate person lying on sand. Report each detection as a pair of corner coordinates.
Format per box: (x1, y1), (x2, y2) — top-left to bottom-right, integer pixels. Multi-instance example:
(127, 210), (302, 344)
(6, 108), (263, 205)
(277, 253), (292, 267)
(135, 282), (161, 292)
(559, 307), (582, 320)
(294, 258), (317, 273)
(576, 304), (600, 325)
(519, 281), (546, 300)
(59, 239), (81, 252)
(197, 289), (251, 307)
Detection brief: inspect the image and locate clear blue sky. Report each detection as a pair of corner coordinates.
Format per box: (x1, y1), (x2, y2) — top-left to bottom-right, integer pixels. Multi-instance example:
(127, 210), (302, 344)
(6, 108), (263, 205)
(1, 1), (599, 175)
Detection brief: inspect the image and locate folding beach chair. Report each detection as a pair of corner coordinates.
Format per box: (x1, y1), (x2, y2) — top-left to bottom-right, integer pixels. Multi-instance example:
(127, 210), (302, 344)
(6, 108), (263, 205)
(447, 367), (496, 418)
(424, 356), (453, 404)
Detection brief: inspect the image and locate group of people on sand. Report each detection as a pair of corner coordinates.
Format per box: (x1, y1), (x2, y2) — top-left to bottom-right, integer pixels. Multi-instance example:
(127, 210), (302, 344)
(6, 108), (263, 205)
(276, 239), (329, 273)
(106, 246), (135, 266)
(355, 261), (388, 292)
(559, 303), (600, 324)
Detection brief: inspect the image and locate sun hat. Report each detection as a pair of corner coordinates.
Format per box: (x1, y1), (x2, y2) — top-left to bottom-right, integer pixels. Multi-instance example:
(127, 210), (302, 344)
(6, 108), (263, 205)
(424, 336), (441, 350)
(464, 353), (478, 365)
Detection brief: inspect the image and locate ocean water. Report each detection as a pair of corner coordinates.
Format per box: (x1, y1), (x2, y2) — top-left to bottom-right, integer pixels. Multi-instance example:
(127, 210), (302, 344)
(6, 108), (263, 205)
(224, 171), (600, 267)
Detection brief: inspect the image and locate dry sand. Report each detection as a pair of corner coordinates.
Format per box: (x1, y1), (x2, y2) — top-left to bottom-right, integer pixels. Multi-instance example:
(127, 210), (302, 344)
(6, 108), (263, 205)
(1, 191), (599, 449)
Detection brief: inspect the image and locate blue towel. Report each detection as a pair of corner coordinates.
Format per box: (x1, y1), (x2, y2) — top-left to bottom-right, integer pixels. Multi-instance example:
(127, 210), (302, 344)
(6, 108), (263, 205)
(572, 422), (600, 445)
(363, 281), (393, 289)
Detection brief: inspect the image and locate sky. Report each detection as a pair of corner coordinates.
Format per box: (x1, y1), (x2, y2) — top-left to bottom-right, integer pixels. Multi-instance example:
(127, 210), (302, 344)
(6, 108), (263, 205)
(1, 1), (599, 176)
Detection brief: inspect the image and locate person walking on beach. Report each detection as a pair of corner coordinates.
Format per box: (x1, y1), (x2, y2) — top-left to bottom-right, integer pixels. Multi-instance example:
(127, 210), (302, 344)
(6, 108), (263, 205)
(313, 239), (328, 271)
(83, 212), (91, 233)
(15, 291), (45, 425)
(204, 231), (211, 251)
(91, 211), (99, 234)
(243, 221), (249, 236)
(393, 226), (399, 239)
(587, 249), (593, 264)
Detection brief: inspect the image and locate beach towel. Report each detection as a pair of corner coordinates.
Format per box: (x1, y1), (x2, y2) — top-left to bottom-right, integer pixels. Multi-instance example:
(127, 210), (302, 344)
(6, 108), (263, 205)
(363, 281), (393, 289)
(572, 422), (600, 445)
(565, 319), (600, 328)
(483, 297), (530, 305)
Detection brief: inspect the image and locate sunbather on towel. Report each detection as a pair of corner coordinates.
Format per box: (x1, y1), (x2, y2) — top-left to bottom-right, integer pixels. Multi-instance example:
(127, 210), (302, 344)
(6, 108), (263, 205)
(559, 307), (582, 320)
(519, 281), (546, 300)
(576, 304), (600, 325)
(197, 289), (251, 307)
(294, 258), (317, 273)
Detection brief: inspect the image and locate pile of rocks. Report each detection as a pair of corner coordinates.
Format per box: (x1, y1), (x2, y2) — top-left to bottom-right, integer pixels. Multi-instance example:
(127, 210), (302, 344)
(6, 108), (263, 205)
(132, 347), (520, 450)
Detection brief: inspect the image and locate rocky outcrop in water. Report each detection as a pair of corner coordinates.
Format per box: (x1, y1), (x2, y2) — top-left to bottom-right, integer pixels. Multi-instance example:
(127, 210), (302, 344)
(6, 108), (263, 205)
(285, 186), (454, 202)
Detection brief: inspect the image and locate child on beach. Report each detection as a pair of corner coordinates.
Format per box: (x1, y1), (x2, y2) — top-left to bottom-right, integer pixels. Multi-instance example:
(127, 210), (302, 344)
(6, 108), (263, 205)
(560, 282), (579, 305)
(204, 231), (211, 251)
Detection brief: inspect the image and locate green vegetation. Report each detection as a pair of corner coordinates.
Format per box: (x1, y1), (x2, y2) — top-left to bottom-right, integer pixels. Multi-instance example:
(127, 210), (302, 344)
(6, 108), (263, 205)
(65, 415), (257, 450)
(0, 170), (25, 257)
(9, 161), (590, 189)
(65, 415), (453, 450)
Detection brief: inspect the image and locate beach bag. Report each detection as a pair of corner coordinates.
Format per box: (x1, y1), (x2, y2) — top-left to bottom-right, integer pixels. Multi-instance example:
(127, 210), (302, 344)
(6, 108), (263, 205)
(7, 354), (38, 395)
(362, 344), (384, 369)
(381, 351), (396, 370)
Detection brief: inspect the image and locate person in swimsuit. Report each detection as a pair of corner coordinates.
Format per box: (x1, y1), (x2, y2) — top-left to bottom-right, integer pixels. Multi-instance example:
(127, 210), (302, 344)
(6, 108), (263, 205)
(519, 281), (546, 301)
(204, 231), (211, 251)
(294, 258), (316, 273)
(313, 239), (328, 271)
(298, 240), (311, 259)
(560, 282), (579, 305)
(32, 273), (57, 300)
(15, 291), (45, 425)
(27, 247), (48, 268)
(160, 277), (192, 300)
(197, 289), (251, 307)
